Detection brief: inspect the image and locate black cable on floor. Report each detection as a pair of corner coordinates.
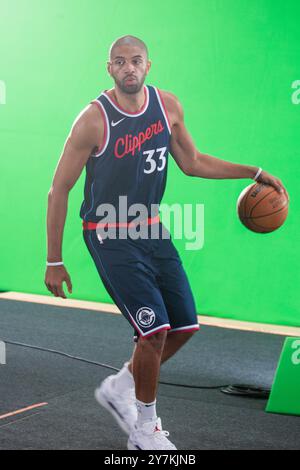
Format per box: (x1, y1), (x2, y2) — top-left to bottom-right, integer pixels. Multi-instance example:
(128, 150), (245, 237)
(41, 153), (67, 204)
(3, 339), (229, 390)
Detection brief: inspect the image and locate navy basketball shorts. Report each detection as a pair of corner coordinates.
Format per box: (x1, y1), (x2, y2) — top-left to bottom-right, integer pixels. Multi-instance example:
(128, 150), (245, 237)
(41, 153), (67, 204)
(83, 223), (200, 340)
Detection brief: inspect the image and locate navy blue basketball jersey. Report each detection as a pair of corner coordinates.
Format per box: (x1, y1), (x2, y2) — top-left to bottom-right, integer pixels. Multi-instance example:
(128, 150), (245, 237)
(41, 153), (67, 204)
(80, 85), (172, 223)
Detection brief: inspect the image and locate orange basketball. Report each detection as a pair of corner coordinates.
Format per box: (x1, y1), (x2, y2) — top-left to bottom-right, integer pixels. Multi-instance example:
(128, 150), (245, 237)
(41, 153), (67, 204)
(237, 183), (289, 233)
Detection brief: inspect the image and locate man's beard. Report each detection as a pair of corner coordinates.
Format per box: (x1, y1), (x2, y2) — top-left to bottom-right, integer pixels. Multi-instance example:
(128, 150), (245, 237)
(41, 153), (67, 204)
(114, 73), (146, 95)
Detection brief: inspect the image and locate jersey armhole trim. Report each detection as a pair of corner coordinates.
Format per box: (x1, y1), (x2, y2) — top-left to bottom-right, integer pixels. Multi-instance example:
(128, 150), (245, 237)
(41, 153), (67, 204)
(154, 87), (172, 135)
(90, 100), (110, 157)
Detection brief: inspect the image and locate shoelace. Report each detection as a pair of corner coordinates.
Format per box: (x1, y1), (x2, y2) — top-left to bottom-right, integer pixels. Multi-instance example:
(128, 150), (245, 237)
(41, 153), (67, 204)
(155, 430), (170, 438)
(153, 429), (175, 449)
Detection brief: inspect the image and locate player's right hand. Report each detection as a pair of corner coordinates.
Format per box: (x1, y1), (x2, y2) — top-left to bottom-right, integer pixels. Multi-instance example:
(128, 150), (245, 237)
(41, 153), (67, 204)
(44, 265), (73, 299)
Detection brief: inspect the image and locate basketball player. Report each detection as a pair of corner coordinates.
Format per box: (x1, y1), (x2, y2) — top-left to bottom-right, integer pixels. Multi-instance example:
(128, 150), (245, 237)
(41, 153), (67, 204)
(45, 36), (286, 450)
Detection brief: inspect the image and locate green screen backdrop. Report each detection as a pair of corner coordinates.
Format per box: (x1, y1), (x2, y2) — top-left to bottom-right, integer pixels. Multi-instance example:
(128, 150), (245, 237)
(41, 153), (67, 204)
(1, 0), (299, 326)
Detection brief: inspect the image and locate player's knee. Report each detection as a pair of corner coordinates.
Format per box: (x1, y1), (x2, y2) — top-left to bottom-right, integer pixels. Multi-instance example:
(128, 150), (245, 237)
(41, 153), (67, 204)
(174, 330), (198, 340)
(138, 330), (167, 353)
(188, 329), (198, 338)
(178, 329), (199, 344)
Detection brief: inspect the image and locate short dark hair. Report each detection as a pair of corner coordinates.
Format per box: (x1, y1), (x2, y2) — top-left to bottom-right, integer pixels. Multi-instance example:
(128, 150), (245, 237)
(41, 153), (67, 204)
(109, 35), (148, 61)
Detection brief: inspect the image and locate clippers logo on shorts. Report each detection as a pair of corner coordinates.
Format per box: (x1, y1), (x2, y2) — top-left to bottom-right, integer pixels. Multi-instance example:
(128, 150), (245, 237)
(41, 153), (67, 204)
(136, 307), (156, 328)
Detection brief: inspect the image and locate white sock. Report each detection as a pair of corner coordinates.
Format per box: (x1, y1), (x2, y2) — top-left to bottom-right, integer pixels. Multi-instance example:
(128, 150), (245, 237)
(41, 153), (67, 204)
(136, 399), (157, 425)
(112, 362), (135, 393)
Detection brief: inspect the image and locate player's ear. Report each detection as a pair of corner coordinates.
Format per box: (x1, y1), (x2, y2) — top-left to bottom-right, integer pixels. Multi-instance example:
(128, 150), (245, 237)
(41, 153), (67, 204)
(107, 61), (112, 76)
(146, 60), (152, 75)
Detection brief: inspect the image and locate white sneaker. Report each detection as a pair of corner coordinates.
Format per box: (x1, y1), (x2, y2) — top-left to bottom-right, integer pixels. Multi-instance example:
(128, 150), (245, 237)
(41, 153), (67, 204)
(95, 375), (137, 435)
(127, 417), (177, 450)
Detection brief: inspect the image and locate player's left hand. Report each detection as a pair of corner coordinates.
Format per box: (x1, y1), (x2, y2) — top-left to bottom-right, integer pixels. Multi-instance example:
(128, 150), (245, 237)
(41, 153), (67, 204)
(256, 171), (289, 201)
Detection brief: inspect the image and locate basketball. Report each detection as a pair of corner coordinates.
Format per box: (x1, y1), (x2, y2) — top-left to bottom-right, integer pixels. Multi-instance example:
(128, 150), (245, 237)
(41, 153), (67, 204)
(237, 183), (289, 233)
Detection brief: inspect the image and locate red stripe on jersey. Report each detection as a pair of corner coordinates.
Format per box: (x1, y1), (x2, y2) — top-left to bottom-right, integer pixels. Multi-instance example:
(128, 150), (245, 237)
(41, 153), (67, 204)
(82, 214), (160, 230)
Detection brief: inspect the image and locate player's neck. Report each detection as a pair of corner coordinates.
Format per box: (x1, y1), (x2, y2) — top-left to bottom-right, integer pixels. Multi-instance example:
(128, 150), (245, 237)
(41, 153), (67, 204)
(110, 86), (146, 113)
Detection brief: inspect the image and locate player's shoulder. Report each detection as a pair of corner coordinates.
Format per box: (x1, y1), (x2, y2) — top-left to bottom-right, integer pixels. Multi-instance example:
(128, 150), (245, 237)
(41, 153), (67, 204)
(75, 101), (104, 126)
(68, 102), (104, 148)
(158, 89), (180, 106)
(156, 89), (183, 122)
(72, 102), (104, 135)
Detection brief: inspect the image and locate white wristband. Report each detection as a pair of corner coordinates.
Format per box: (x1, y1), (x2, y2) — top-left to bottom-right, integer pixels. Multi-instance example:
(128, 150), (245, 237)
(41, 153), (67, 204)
(253, 167), (263, 181)
(47, 261), (64, 266)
